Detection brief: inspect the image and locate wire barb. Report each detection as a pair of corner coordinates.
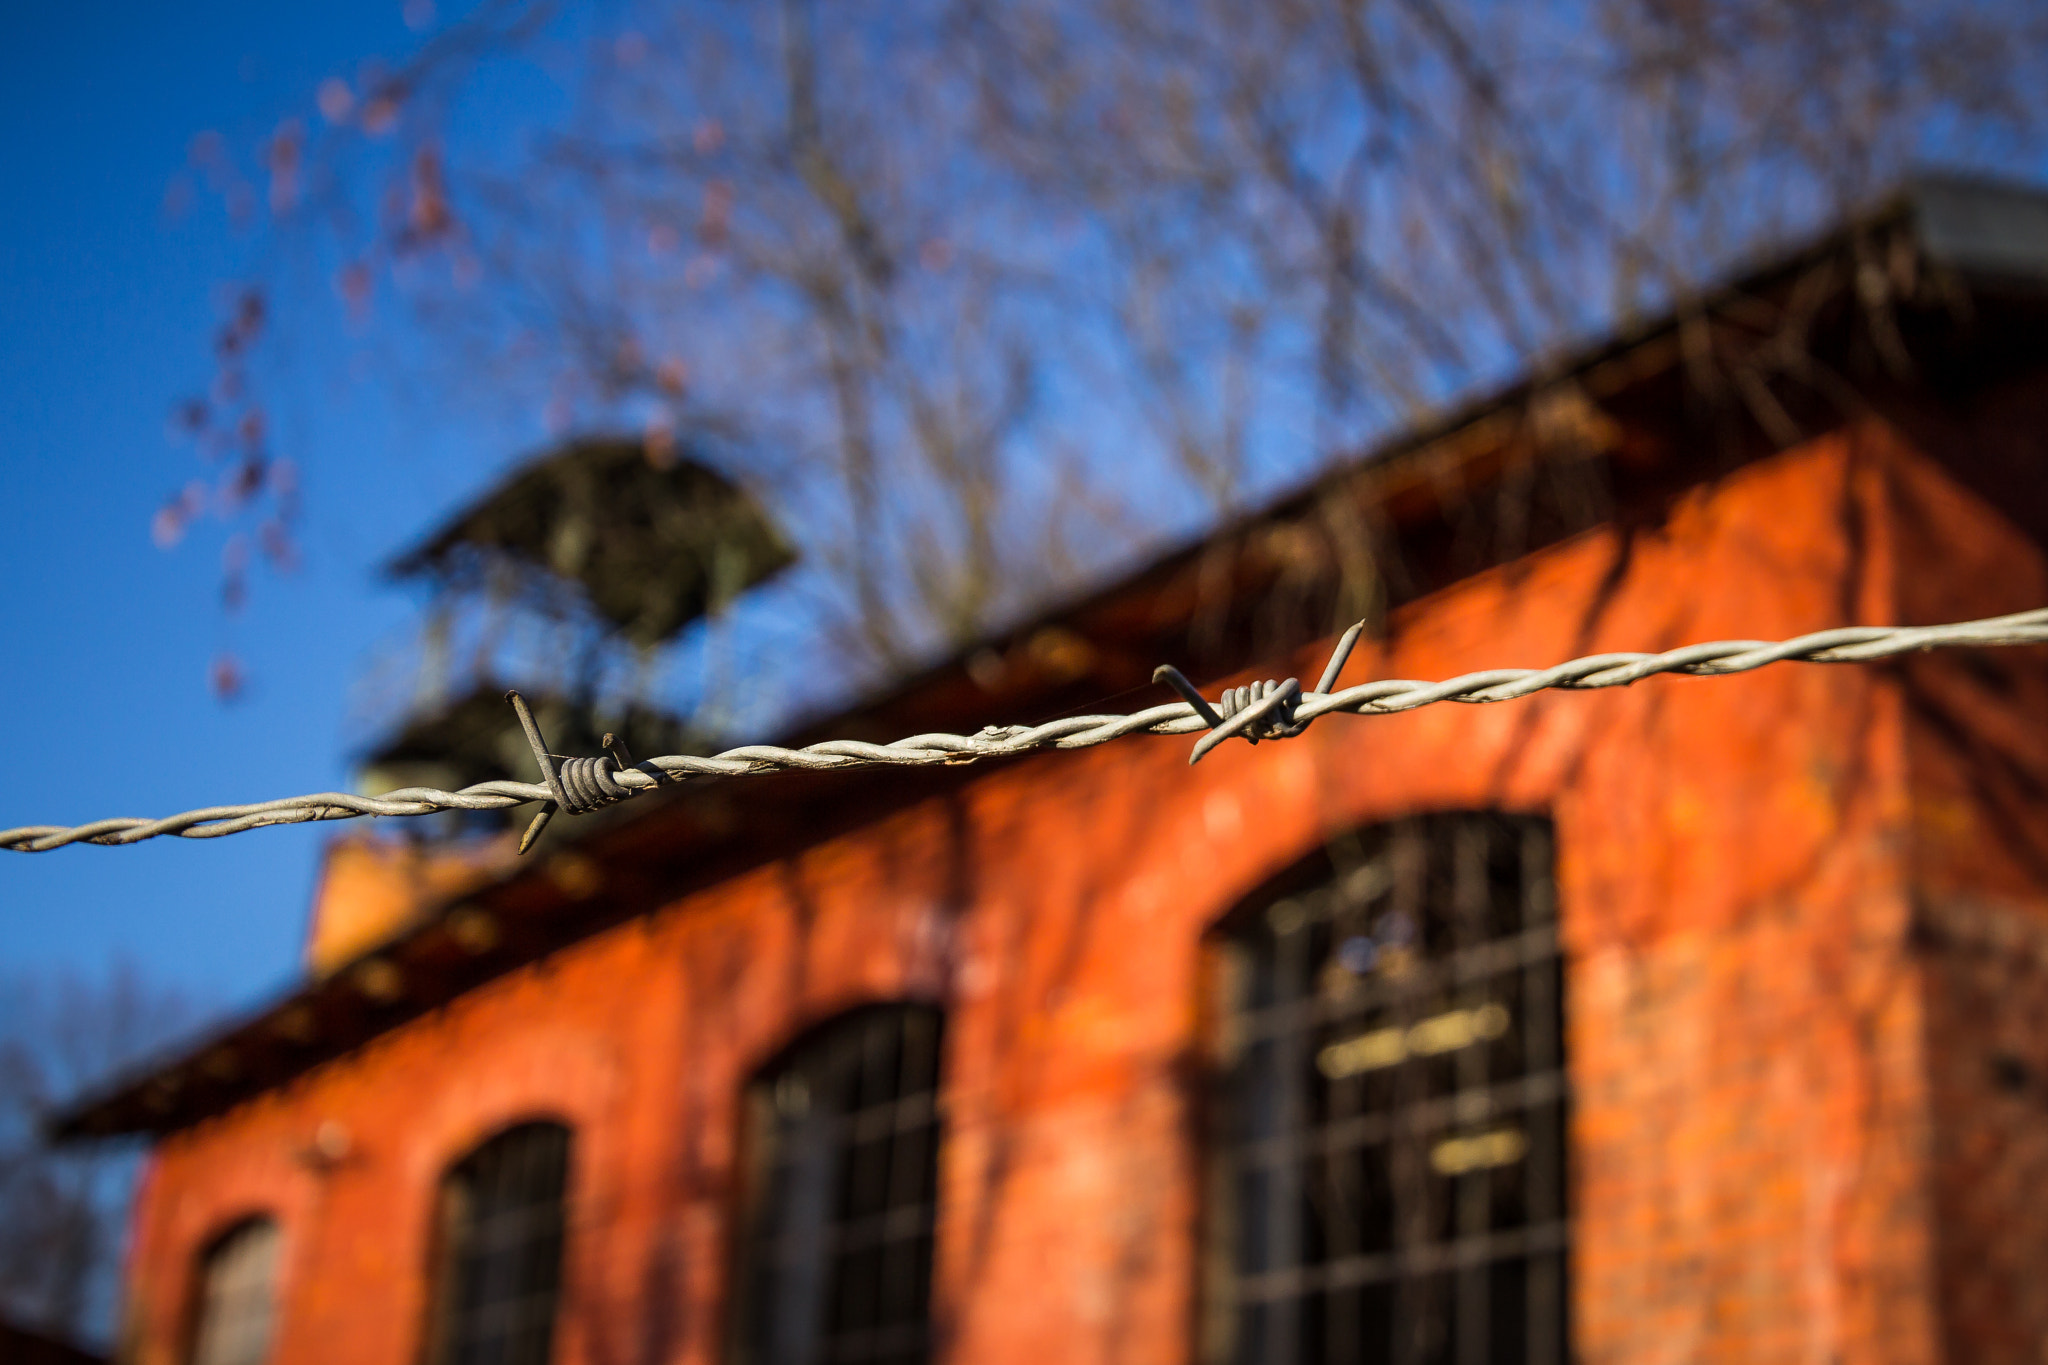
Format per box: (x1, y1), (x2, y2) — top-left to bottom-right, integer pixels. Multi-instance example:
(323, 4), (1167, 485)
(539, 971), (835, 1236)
(7, 607), (2048, 852)
(506, 691), (651, 855)
(1155, 617), (1367, 764)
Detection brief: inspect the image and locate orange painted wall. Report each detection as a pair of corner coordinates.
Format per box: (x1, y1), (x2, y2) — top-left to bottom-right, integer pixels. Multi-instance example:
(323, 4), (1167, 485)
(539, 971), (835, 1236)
(1880, 383), (2048, 1362)
(117, 416), (2048, 1365)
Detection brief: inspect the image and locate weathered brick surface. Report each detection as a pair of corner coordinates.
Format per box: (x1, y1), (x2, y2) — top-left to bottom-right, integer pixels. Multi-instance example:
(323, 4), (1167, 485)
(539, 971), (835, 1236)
(117, 416), (2048, 1364)
(1880, 382), (2048, 1364)
(1917, 900), (2048, 1364)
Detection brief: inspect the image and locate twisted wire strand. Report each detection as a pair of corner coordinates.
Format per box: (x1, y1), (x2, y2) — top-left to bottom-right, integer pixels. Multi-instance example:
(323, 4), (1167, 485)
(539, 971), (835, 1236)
(7, 607), (2046, 853)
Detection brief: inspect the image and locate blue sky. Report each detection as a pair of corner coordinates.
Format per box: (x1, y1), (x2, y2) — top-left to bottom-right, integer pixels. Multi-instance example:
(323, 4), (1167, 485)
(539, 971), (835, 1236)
(0, 2), (528, 1018)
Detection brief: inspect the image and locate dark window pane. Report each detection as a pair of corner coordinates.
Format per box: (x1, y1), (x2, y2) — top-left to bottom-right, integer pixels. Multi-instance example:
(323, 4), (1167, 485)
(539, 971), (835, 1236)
(431, 1121), (572, 1365)
(738, 1005), (945, 1365)
(1215, 815), (1568, 1365)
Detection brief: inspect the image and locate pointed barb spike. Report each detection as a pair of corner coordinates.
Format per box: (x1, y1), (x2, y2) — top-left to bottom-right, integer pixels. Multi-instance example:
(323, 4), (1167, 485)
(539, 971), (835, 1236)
(1316, 620), (1369, 696)
(518, 803), (556, 855)
(506, 689), (571, 811)
(1152, 663), (1227, 729)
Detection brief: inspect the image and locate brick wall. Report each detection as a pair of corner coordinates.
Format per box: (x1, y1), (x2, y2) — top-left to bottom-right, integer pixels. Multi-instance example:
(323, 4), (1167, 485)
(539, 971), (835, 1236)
(1886, 374), (2048, 1365)
(1918, 898), (2048, 1363)
(118, 416), (2048, 1365)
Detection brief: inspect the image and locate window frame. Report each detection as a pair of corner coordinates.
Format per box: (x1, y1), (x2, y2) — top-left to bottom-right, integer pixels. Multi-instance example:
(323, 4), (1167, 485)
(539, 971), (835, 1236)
(1202, 813), (1569, 1365)
(423, 1118), (575, 1365)
(728, 1002), (948, 1365)
(185, 1213), (283, 1365)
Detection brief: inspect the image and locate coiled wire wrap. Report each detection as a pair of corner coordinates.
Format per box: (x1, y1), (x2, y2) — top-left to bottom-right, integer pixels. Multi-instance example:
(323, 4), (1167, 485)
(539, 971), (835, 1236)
(1217, 680), (1306, 738)
(555, 756), (632, 814)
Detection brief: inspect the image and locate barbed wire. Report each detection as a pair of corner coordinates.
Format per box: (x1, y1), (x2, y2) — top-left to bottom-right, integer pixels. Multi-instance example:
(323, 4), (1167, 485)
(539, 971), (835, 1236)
(6, 607), (2046, 854)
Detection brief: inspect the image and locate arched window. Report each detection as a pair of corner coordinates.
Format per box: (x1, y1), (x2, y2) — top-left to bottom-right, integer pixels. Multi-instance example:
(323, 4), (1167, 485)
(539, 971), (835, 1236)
(1209, 814), (1567, 1365)
(188, 1216), (281, 1365)
(734, 1004), (946, 1365)
(427, 1121), (573, 1365)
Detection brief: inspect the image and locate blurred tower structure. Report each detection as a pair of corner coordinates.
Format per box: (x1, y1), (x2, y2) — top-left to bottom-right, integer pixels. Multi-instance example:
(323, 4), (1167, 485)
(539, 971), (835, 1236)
(307, 434), (792, 974)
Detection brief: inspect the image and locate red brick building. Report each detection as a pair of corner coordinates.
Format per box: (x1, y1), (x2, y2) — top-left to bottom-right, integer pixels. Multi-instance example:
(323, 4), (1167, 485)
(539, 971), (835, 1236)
(64, 180), (2048, 1365)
